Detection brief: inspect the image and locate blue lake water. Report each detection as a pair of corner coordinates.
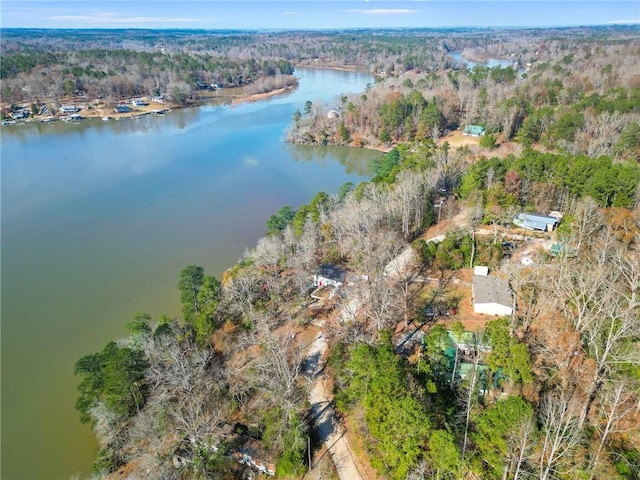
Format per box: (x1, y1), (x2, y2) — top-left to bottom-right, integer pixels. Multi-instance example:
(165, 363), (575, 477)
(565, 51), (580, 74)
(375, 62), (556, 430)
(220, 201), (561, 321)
(1, 67), (379, 479)
(449, 51), (516, 68)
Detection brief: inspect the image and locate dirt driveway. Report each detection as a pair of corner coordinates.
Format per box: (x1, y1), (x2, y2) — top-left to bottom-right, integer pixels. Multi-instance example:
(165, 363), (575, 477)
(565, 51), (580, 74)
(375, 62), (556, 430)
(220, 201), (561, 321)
(303, 329), (364, 480)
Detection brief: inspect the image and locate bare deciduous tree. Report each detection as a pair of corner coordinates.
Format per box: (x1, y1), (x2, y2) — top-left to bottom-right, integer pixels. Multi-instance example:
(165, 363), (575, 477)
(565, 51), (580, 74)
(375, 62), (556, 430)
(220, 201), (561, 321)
(537, 391), (584, 480)
(587, 378), (638, 479)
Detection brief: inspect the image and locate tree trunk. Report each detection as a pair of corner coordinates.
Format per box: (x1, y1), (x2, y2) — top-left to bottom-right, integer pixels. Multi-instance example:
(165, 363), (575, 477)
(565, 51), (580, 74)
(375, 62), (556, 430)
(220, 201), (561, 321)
(461, 354), (479, 462)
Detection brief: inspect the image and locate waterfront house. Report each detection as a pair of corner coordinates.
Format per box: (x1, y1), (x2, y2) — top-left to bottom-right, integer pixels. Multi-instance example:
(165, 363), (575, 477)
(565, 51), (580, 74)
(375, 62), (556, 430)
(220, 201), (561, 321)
(114, 104), (132, 114)
(11, 108), (29, 119)
(196, 80), (210, 90)
(311, 264), (347, 300)
(59, 105), (79, 114)
(313, 264), (347, 288)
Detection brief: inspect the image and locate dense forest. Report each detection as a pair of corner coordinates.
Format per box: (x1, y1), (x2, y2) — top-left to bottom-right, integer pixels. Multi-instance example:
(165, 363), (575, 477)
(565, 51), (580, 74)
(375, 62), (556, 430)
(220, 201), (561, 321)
(33, 26), (639, 479)
(286, 31), (640, 162)
(0, 30), (299, 109)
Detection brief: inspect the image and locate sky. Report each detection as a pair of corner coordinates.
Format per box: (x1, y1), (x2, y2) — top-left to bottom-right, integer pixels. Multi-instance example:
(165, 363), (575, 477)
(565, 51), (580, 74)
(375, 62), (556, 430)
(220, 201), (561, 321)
(1, 1), (639, 30)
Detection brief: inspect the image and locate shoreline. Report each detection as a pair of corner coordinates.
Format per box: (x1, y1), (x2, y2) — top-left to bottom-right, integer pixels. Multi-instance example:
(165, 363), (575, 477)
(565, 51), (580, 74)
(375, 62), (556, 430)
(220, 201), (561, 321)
(293, 62), (371, 75)
(230, 85), (294, 105)
(3, 65), (377, 128)
(2, 82), (300, 127)
(363, 144), (394, 154)
(5, 63), (393, 160)
(0, 63), (380, 129)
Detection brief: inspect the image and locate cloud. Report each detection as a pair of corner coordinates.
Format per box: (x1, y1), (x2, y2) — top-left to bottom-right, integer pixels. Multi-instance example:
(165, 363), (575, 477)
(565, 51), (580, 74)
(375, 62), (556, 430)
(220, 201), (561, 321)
(340, 8), (419, 15)
(282, 11), (297, 16)
(605, 19), (640, 24)
(45, 12), (216, 25)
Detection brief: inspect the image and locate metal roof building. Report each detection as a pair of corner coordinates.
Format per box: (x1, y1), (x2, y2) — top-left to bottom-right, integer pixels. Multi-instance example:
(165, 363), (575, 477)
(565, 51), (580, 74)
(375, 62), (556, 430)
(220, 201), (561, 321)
(513, 213), (559, 232)
(463, 125), (486, 136)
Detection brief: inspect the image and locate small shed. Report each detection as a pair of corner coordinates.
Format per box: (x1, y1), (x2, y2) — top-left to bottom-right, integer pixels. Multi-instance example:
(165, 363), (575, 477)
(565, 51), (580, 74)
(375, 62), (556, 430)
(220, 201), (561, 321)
(472, 275), (514, 316)
(550, 242), (576, 257)
(473, 266), (489, 276)
(463, 125), (485, 137)
(327, 109), (341, 119)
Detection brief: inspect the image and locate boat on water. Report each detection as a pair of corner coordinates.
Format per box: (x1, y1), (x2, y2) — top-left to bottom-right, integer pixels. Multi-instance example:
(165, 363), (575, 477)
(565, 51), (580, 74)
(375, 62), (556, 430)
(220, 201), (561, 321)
(102, 116), (111, 121)
(61, 113), (83, 122)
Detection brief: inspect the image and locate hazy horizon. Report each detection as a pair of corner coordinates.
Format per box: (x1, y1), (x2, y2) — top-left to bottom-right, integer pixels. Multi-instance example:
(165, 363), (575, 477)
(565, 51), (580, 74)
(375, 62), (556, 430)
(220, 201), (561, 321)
(2, 1), (639, 30)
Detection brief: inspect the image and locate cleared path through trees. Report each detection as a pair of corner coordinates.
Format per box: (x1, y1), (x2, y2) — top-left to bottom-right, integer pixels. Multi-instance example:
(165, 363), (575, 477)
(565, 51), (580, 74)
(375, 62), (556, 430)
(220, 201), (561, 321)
(303, 244), (423, 478)
(303, 329), (364, 480)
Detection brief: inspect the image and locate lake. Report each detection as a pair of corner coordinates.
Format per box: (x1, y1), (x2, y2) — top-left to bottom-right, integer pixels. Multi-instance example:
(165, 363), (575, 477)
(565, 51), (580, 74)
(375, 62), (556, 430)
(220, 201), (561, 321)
(0, 67), (379, 480)
(449, 52), (515, 69)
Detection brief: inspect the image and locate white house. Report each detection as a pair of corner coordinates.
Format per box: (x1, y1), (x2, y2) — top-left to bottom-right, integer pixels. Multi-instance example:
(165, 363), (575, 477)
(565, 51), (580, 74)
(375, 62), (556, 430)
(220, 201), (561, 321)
(59, 105), (79, 114)
(472, 275), (514, 316)
(311, 264), (347, 300)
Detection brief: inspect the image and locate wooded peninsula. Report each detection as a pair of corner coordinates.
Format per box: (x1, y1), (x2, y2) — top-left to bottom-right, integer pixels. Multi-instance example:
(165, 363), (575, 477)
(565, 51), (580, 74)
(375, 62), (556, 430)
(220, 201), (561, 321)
(6, 26), (639, 480)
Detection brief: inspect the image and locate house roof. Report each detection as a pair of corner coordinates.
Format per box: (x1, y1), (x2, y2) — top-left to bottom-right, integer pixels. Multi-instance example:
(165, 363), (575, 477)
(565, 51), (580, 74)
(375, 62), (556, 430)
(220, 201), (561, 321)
(463, 125), (485, 135)
(315, 264), (347, 283)
(517, 219), (548, 230)
(473, 275), (513, 308)
(513, 213), (559, 231)
(447, 330), (491, 349)
(458, 363), (489, 377)
(517, 213), (558, 224)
